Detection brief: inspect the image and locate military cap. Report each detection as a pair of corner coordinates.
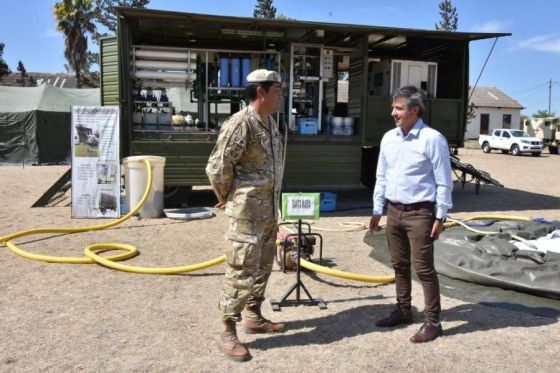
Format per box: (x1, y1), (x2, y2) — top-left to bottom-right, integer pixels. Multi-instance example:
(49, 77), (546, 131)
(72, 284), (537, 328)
(246, 69), (281, 84)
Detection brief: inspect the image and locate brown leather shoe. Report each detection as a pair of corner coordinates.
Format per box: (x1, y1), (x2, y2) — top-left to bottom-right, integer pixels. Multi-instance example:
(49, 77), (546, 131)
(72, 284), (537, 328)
(244, 304), (286, 334)
(375, 307), (413, 327)
(410, 322), (443, 343)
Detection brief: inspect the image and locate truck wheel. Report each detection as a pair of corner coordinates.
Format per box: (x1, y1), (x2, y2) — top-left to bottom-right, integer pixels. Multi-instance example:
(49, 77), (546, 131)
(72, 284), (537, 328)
(548, 145), (559, 155)
(482, 142), (491, 153)
(164, 186), (193, 208)
(501, 150), (509, 154)
(532, 152), (541, 157)
(511, 145), (520, 156)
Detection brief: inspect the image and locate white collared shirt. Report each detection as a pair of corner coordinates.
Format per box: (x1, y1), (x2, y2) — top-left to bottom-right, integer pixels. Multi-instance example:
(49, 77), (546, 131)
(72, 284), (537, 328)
(372, 119), (453, 219)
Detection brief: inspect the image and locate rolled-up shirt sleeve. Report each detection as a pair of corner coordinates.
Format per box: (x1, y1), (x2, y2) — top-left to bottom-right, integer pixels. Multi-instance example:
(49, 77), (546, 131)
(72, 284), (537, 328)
(428, 134), (453, 219)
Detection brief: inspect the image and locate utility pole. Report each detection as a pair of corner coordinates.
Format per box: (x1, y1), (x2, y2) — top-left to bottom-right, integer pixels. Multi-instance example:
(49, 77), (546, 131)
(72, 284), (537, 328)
(549, 79), (552, 116)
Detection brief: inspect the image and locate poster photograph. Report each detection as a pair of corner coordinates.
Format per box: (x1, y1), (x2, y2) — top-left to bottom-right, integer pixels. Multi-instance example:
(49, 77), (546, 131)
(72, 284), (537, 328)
(71, 106), (120, 218)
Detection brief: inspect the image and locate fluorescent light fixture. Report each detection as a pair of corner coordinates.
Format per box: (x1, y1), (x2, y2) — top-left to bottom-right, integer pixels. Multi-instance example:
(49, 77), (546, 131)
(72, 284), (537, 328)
(221, 28), (284, 38)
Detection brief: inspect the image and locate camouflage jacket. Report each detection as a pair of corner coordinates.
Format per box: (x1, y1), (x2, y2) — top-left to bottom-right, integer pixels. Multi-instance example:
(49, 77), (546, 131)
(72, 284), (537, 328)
(206, 105), (284, 221)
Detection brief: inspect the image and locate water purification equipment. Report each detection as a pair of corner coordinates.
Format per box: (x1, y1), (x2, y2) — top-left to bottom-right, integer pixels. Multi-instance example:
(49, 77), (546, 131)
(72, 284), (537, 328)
(134, 71), (193, 82)
(134, 50), (196, 61)
(230, 57), (241, 87)
(219, 56), (229, 87)
(242, 56), (251, 86)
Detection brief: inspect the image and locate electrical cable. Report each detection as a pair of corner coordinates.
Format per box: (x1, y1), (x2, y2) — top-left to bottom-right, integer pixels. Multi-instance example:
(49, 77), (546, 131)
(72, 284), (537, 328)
(469, 37), (499, 102)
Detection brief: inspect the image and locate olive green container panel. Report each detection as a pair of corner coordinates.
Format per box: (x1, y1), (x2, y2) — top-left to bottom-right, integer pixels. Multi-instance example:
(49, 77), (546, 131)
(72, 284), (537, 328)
(130, 140), (215, 186)
(99, 37), (119, 106)
(428, 99), (463, 145)
(365, 97), (463, 147)
(365, 96), (393, 144)
(283, 142), (362, 187)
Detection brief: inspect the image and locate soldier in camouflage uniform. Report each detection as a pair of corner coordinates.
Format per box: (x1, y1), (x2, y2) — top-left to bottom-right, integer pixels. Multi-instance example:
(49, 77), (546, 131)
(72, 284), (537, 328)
(206, 69), (286, 362)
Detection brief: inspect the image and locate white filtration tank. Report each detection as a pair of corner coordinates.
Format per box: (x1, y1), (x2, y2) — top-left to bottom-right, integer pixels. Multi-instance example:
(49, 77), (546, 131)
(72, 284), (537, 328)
(123, 155), (166, 218)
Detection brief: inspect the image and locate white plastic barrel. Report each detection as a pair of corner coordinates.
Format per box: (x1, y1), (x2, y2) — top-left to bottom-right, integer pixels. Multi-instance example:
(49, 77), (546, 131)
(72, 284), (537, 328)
(123, 156), (166, 218)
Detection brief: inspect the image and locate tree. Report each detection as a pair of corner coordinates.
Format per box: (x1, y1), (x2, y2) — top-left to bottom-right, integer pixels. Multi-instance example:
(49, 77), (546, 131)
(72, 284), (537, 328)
(253, 0), (276, 19)
(533, 110), (556, 118)
(435, 0), (458, 31)
(54, 0), (97, 88)
(85, 1), (150, 87)
(0, 43), (11, 81)
(94, 0), (150, 36)
(16, 61), (28, 87)
(466, 102), (477, 122)
(276, 13), (295, 21)
(80, 51), (100, 87)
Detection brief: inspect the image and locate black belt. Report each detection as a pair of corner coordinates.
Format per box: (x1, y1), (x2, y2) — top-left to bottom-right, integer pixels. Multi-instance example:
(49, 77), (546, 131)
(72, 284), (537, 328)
(389, 201), (435, 212)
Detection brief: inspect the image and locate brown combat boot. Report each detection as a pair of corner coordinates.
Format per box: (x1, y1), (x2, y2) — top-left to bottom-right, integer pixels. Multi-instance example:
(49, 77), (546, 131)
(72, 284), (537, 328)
(244, 304), (286, 334)
(217, 320), (251, 362)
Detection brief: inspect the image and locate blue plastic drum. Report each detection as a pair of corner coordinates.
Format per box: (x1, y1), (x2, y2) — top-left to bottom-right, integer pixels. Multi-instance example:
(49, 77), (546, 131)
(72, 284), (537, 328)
(241, 56), (251, 86)
(230, 57), (241, 87)
(219, 57), (229, 87)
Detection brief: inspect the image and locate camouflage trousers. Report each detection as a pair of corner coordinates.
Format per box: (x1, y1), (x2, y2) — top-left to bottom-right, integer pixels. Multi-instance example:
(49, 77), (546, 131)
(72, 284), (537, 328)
(219, 217), (278, 322)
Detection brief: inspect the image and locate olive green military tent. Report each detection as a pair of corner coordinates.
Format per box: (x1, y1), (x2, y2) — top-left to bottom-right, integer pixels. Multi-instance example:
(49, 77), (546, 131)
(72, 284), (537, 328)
(0, 84), (99, 164)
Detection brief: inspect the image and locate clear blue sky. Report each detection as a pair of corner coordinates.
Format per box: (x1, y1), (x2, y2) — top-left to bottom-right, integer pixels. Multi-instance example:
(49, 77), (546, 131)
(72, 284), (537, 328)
(1, 0), (559, 116)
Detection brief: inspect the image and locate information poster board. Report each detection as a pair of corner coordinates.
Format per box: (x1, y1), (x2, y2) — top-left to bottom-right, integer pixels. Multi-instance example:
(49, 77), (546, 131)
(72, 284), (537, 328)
(71, 106), (120, 218)
(281, 193), (320, 220)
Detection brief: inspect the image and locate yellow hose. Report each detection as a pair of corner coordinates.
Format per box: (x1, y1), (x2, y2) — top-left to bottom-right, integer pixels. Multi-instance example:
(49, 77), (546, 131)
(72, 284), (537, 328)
(278, 223), (394, 283)
(445, 215), (536, 248)
(0, 162), (536, 282)
(300, 258), (394, 284)
(0, 159), (226, 273)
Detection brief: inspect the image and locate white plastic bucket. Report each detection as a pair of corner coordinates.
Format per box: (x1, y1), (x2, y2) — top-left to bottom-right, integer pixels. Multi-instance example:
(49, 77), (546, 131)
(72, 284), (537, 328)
(343, 117), (354, 136)
(330, 117), (344, 135)
(123, 155), (166, 218)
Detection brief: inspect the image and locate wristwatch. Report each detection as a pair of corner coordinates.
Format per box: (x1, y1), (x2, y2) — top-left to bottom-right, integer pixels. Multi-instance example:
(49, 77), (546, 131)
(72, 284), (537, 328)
(436, 217), (446, 224)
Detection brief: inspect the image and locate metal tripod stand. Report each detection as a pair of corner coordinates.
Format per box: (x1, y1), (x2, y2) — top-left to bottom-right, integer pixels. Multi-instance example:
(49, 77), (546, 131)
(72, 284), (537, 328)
(270, 219), (327, 311)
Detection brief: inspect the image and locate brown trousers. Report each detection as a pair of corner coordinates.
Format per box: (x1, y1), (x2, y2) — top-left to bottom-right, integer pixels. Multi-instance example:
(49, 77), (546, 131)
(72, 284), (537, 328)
(386, 203), (441, 323)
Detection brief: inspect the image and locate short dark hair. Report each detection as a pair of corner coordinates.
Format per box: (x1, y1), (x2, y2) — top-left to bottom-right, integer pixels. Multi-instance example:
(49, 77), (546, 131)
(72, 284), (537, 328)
(392, 85), (427, 116)
(245, 81), (276, 101)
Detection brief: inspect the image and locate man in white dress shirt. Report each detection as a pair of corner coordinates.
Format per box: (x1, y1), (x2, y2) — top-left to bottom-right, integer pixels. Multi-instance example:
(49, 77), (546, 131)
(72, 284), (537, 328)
(370, 85), (453, 343)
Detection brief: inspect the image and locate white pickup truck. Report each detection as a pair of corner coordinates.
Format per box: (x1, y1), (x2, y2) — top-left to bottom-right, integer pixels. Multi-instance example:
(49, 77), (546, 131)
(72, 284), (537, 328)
(478, 129), (544, 156)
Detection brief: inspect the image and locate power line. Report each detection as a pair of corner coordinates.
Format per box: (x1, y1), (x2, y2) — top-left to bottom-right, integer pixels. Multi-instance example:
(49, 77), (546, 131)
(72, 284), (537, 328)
(548, 79), (560, 115)
(508, 82), (548, 96)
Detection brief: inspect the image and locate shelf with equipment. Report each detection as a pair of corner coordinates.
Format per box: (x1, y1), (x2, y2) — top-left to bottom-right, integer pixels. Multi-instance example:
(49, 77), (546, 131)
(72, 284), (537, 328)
(129, 45), (283, 134)
(288, 44), (324, 135)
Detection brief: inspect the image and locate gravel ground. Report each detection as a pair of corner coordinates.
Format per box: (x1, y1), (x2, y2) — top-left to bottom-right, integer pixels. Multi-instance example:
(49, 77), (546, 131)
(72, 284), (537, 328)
(1, 145), (559, 372)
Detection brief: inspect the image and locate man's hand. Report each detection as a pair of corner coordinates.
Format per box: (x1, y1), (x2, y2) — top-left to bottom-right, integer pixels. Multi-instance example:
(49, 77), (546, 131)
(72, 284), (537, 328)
(430, 219), (444, 240)
(214, 200), (226, 209)
(369, 215), (382, 232)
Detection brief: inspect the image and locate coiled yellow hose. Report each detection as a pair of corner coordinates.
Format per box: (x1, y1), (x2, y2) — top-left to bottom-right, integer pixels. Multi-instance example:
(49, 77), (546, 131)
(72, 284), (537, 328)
(0, 159), (226, 273)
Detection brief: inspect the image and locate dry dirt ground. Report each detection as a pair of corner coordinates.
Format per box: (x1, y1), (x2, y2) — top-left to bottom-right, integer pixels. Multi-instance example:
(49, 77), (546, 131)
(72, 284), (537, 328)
(1, 145), (560, 372)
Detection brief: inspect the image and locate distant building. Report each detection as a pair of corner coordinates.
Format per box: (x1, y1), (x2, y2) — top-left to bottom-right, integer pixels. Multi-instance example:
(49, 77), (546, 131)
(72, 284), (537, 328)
(465, 86), (524, 139)
(0, 72), (78, 88)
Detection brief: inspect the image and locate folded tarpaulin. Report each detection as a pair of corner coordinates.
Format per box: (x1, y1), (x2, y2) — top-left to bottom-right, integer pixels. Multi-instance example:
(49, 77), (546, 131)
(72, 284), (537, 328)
(435, 219), (560, 300)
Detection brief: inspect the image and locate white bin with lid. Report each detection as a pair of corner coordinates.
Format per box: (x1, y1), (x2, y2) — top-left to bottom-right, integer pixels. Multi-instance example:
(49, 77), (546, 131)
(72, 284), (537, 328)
(123, 155), (166, 218)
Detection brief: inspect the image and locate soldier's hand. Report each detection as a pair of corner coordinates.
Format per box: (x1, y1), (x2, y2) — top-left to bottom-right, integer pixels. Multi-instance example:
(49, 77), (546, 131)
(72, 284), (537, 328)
(214, 200), (226, 209)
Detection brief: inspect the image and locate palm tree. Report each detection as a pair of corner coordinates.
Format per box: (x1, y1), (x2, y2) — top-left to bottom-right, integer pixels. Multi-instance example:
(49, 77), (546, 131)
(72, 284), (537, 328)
(54, 0), (96, 88)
